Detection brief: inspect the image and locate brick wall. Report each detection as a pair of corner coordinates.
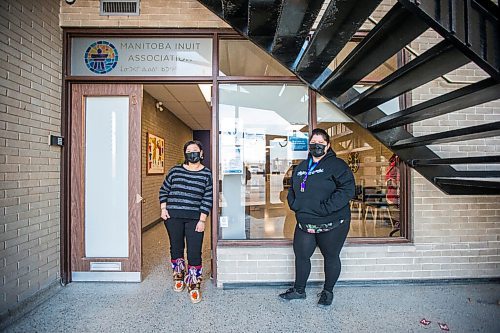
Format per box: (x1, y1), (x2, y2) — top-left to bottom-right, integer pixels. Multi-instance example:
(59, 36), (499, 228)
(141, 91), (192, 228)
(60, 0), (230, 28)
(0, 0), (62, 315)
(217, 238), (500, 287)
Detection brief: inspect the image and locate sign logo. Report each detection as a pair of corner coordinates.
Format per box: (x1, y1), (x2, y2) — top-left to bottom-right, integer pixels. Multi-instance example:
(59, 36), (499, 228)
(84, 41), (118, 74)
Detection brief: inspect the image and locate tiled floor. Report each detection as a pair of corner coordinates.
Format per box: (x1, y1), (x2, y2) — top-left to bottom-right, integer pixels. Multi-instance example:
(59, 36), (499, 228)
(246, 205), (396, 239)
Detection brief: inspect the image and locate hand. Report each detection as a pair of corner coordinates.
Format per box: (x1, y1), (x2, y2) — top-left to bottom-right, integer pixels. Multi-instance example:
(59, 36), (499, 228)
(195, 221), (205, 233)
(161, 208), (170, 220)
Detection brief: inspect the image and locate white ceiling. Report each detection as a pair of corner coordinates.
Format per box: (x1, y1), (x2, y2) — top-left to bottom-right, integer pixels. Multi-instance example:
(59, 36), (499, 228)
(144, 84), (211, 130)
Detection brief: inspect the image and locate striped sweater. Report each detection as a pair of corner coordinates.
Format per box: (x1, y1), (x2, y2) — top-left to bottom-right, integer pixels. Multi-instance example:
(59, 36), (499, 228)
(159, 165), (213, 219)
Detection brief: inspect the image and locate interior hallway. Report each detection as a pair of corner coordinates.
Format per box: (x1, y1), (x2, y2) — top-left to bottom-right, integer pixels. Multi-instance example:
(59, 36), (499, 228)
(141, 220), (212, 282)
(3, 224), (499, 332)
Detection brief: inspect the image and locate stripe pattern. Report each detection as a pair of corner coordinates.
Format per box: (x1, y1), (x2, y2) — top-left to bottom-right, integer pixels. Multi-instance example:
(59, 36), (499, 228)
(159, 165), (213, 219)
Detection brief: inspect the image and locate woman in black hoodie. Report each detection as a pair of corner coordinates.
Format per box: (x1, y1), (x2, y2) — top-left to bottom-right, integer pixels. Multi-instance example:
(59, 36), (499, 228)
(279, 128), (355, 307)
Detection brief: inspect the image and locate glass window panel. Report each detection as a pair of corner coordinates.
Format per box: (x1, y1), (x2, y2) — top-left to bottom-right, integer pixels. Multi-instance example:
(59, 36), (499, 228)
(218, 84), (309, 240)
(219, 39), (294, 76)
(317, 95), (353, 124)
(316, 95), (402, 238)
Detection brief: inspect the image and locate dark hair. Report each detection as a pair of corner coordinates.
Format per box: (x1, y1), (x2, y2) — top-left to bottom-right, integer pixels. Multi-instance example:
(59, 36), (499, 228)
(309, 128), (330, 143)
(183, 140), (204, 164)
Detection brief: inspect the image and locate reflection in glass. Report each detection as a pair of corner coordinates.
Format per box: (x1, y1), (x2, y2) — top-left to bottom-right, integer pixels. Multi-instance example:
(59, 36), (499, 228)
(219, 39), (294, 77)
(317, 95), (402, 238)
(218, 84), (308, 240)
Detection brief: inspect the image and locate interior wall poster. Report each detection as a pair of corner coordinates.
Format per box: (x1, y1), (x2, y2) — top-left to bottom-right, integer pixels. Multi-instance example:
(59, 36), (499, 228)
(147, 133), (165, 174)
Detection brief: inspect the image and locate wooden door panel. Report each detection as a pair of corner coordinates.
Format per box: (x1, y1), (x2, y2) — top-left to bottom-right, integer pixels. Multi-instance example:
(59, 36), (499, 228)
(70, 84), (142, 280)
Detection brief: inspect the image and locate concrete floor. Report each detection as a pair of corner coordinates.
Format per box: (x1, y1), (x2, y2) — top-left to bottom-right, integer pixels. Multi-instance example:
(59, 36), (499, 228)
(4, 223), (500, 333)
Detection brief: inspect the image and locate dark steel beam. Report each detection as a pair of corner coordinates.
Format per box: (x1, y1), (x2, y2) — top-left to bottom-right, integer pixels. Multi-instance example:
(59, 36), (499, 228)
(221, 0), (250, 33)
(410, 155), (500, 167)
(319, 3), (428, 98)
(433, 177), (500, 195)
(399, 0), (500, 81)
(391, 121), (500, 149)
(456, 171), (500, 178)
(295, 0), (382, 83)
(344, 40), (470, 116)
(270, 0), (324, 68)
(326, 87), (464, 176)
(367, 78), (500, 131)
(247, 0), (282, 50)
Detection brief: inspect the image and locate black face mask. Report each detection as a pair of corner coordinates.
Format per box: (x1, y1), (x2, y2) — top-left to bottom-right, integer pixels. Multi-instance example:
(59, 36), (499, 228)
(185, 152), (201, 163)
(309, 143), (327, 158)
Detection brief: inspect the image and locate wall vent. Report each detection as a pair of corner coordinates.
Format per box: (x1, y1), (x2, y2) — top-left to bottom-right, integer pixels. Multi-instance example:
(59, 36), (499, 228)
(100, 0), (140, 16)
(90, 262), (122, 271)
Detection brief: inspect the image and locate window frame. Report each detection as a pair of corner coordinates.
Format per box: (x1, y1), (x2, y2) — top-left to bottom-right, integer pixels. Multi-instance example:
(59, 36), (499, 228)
(214, 34), (411, 246)
(62, 28), (411, 260)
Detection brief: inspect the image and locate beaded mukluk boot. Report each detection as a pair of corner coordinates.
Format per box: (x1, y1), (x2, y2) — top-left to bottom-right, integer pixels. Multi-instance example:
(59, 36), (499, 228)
(171, 258), (186, 292)
(185, 265), (202, 303)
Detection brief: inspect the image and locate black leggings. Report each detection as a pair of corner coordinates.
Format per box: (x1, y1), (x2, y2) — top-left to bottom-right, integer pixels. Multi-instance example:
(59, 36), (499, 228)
(164, 218), (204, 266)
(293, 220), (350, 292)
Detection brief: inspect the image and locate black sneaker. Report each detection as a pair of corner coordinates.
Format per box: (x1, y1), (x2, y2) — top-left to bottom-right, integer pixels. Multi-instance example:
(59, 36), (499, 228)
(279, 287), (306, 301)
(317, 290), (333, 307)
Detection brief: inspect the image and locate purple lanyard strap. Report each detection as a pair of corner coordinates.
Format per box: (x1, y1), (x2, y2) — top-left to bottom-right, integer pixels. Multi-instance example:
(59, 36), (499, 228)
(300, 159), (318, 192)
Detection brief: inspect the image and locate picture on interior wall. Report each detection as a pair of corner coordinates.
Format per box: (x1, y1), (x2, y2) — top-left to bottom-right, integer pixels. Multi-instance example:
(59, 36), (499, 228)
(147, 133), (165, 175)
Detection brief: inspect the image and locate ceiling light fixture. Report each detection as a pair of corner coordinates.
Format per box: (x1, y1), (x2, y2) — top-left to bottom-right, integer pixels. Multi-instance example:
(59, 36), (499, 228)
(155, 101), (164, 112)
(278, 84), (286, 97)
(198, 84), (212, 104)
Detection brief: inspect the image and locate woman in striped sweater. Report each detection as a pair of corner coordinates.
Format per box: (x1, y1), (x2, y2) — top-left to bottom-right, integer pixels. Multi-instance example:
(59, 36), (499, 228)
(159, 140), (213, 303)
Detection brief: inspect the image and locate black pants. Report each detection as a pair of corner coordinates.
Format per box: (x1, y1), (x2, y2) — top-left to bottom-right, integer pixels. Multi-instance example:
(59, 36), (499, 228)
(164, 218), (204, 266)
(293, 220), (350, 293)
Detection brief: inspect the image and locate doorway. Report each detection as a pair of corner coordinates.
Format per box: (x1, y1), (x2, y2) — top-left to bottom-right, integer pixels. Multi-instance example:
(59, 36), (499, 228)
(68, 83), (213, 282)
(141, 83), (213, 281)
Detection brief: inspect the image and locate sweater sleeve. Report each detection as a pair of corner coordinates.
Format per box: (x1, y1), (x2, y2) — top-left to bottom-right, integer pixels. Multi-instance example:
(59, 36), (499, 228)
(200, 172), (213, 215)
(322, 161), (355, 214)
(159, 169), (174, 204)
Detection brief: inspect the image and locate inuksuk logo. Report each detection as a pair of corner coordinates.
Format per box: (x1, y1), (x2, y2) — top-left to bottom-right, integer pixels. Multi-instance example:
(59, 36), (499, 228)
(84, 41), (118, 74)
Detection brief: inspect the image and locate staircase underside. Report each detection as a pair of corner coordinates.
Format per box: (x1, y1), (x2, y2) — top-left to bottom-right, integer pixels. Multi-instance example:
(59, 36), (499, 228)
(198, 0), (500, 195)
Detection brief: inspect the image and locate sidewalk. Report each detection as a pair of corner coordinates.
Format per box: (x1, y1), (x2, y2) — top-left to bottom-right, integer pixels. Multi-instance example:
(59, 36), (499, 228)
(4, 223), (499, 333)
(4, 280), (500, 332)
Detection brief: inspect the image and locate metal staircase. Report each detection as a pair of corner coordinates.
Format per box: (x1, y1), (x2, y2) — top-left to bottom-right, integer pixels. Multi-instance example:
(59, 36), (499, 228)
(198, 0), (500, 194)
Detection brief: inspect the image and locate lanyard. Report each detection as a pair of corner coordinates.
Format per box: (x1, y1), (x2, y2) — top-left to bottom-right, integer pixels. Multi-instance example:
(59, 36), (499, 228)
(300, 159), (319, 192)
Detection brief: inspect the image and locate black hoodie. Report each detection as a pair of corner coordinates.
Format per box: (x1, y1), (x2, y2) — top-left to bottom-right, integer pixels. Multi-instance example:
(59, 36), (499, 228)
(287, 149), (355, 226)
